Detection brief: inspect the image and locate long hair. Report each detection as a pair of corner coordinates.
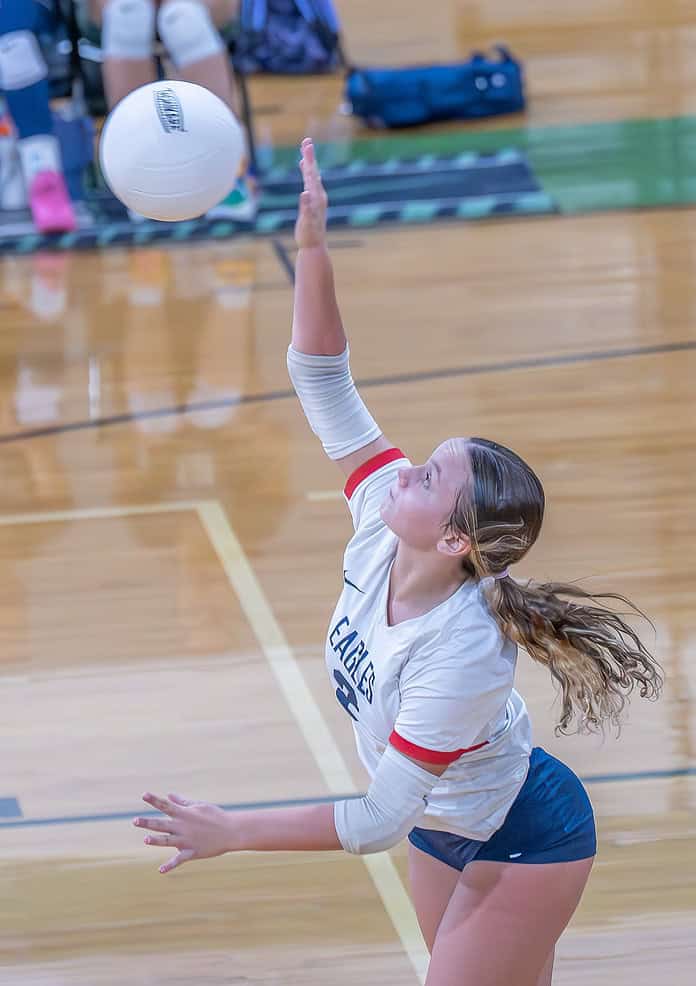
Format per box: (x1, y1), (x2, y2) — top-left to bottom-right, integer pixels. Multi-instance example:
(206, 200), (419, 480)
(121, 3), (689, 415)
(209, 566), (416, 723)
(447, 438), (663, 734)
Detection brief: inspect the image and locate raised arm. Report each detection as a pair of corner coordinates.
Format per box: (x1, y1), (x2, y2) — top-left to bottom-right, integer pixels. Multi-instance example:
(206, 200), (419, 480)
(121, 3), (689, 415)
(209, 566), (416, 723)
(290, 139), (344, 357)
(287, 138), (392, 478)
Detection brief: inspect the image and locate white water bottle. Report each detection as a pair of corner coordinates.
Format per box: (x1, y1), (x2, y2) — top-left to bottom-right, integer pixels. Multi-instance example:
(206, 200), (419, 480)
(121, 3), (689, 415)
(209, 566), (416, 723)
(0, 111), (27, 210)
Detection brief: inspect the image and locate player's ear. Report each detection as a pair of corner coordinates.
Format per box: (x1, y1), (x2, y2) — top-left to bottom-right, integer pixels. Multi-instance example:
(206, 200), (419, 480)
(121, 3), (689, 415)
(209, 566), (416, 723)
(436, 532), (471, 557)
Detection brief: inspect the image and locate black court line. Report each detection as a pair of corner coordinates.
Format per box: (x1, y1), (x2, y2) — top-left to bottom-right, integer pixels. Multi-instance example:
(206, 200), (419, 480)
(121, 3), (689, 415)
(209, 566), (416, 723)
(272, 237), (295, 284)
(1, 765), (694, 830)
(265, 238), (364, 286)
(0, 339), (694, 446)
(0, 793), (360, 829)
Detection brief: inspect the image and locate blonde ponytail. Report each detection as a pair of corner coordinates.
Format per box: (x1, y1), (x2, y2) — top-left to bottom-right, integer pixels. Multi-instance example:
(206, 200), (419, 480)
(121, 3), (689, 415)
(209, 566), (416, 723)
(449, 437), (663, 733)
(481, 577), (662, 734)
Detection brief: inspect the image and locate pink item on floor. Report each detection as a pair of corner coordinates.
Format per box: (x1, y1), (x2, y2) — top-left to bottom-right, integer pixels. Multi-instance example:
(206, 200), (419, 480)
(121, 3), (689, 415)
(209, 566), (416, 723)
(28, 171), (77, 234)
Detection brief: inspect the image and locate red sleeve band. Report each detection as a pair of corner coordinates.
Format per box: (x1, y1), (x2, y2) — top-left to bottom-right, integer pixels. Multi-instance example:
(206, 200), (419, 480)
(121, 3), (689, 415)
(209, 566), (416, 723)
(389, 730), (489, 765)
(344, 448), (406, 500)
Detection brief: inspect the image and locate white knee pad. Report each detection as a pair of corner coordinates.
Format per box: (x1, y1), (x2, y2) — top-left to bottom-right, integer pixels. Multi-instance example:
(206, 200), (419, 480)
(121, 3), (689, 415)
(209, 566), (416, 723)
(102, 0), (155, 60)
(0, 31), (46, 90)
(157, 0), (224, 68)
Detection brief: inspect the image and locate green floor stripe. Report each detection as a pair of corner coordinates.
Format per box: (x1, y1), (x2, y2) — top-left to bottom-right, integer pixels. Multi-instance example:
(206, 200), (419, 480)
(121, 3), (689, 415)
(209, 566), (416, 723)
(58, 233), (77, 249)
(255, 213), (285, 233)
(513, 191), (557, 212)
(172, 221), (197, 239)
(401, 201), (440, 222)
(455, 151), (479, 167)
(457, 196), (498, 219)
(97, 228), (118, 246)
(17, 235), (40, 253)
(495, 148), (522, 165)
(210, 222), (235, 238)
(349, 205), (385, 226)
(267, 114), (696, 216)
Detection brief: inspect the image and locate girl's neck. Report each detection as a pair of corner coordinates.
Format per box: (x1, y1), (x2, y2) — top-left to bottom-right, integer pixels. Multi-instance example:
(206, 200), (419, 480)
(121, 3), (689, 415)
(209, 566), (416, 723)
(387, 541), (467, 624)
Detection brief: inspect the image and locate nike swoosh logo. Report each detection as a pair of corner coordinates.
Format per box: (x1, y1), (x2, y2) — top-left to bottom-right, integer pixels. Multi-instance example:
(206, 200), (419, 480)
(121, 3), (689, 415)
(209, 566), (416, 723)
(343, 570), (364, 593)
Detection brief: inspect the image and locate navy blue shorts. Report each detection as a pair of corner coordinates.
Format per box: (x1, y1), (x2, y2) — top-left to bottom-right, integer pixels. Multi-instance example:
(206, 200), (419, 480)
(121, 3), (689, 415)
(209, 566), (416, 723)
(409, 747), (596, 871)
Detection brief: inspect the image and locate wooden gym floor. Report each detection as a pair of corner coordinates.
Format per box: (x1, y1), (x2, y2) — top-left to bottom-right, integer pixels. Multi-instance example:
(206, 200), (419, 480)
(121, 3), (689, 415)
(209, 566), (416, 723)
(1, 2), (695, 984)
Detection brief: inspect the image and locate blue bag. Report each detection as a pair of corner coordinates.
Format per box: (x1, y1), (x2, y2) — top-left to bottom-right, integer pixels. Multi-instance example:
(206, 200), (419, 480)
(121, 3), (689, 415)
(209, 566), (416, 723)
(345, 47), (525, 129)
(53, 108), (94, 201)
(234, 0), (343, 74)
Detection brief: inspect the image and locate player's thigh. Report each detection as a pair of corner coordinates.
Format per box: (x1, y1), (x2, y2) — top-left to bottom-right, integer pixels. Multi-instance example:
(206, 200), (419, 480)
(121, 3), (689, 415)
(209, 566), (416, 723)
(425, 856), (594, 986)
(408, 842), (461, 954)
(195, 0), (238, 30)
(88, 0), (237, 30)
(87, 0), (113, 24)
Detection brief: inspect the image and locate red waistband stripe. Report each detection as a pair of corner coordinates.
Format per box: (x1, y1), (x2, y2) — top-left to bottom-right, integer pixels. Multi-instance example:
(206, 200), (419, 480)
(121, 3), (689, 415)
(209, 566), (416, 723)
(389, 730), (489, 765)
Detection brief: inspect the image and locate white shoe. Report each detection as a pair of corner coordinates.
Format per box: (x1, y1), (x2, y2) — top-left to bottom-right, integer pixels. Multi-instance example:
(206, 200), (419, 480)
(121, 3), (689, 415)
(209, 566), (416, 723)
(205, 173), (258, 222)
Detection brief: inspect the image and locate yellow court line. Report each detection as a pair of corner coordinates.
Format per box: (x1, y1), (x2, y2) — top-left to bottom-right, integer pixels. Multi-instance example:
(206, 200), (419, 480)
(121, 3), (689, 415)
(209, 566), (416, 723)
(0, 501), (203, 526)
(0, 497), (428, 981)
(197, 499), (429, 985)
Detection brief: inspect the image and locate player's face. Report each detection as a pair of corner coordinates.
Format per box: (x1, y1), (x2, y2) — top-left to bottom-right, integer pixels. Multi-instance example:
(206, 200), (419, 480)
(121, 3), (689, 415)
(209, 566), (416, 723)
(380, 438), (471, 551)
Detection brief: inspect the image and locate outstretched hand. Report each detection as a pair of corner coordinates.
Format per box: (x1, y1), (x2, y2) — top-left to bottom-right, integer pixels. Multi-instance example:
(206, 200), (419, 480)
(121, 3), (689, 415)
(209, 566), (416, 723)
(294, 137), (328, 249)
(133, 791), (233, 874)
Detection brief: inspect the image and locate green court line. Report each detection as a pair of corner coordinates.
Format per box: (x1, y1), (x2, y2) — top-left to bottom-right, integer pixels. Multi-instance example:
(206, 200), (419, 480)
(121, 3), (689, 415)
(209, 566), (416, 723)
(266, 114), (696, 215)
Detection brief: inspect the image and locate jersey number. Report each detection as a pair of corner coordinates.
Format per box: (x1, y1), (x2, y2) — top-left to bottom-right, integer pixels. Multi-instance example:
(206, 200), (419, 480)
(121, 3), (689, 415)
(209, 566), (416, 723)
(333, 669), (359, 721)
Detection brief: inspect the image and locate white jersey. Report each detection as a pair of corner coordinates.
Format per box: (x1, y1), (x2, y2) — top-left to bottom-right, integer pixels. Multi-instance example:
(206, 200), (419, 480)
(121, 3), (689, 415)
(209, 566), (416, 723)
(325, 448), (533, 841)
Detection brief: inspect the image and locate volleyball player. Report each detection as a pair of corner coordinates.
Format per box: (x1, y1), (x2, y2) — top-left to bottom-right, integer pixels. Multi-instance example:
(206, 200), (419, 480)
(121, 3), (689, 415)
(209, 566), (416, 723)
(134, 137), (662, 986)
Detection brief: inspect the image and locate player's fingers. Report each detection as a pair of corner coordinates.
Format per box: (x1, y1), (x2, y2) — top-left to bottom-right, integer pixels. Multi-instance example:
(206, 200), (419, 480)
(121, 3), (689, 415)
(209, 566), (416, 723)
(309, 155), (323, 190)
(303, 141), (323, 186)
(299, 156), (314, 196)
(133, 816), (175, 833)
(141, 792), (179, 816)
(160, 849), (194, 875)
(299, 146), (324, 205)
(300, 138), (313, 167)
(167, 793), (194, 807)
(143, 833), (176, 847)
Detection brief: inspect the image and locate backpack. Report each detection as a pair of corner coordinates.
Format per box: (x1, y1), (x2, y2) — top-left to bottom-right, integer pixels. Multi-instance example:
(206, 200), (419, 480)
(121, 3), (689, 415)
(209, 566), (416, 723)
(234, 0), (343, 74)
(345, 47), (525, 129)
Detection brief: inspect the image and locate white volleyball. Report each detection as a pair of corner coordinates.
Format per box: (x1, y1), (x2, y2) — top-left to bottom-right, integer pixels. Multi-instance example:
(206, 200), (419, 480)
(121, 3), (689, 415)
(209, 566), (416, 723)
(99, 80), (245, 221)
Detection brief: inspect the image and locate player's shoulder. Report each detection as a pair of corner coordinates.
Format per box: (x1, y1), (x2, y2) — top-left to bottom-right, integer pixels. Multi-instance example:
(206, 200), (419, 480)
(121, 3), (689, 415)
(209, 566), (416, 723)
(407, 588), (510, 673)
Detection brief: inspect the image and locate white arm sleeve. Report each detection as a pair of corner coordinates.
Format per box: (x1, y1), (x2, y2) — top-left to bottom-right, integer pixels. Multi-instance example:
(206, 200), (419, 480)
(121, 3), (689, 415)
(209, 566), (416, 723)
(286, 344), (381, 460)
(334, 744), (439, 855)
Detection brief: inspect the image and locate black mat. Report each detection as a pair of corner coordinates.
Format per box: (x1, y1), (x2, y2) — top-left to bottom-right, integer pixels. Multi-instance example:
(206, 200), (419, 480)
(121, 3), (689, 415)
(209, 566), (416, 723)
(0, 149), (556, 254)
